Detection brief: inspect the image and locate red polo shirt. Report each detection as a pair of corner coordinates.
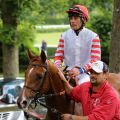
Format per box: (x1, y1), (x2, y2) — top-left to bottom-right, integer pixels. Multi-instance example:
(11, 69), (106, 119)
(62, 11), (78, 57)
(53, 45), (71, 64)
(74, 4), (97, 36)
(70, 81), (120, 120)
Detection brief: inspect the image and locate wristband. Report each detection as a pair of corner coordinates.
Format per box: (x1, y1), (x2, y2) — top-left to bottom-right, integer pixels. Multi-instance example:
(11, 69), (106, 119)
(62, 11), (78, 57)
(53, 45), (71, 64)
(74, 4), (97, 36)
(79, 68), (85, 74)
(75, 66), (85, 74)
(69, 115), (73, 120)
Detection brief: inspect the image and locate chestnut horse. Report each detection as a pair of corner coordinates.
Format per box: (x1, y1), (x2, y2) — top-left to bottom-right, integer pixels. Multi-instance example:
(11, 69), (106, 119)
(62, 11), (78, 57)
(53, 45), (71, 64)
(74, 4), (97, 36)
(17, 50), (79, 120)
(17, 50), (120, 120)
(108, 73), (120, 96)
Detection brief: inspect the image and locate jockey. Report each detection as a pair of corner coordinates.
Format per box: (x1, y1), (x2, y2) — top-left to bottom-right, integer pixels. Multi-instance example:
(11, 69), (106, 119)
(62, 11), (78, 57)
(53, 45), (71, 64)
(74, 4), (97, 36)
(54, 4), (101, 84)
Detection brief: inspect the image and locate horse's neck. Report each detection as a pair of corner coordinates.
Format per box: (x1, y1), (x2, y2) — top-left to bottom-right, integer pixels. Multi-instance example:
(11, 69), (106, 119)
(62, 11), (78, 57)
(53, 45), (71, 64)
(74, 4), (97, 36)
(47, 61), (64, 91)
(46, 61), (74, 114)
(45, 94), (74, 120)
(108, 73), (120, 95)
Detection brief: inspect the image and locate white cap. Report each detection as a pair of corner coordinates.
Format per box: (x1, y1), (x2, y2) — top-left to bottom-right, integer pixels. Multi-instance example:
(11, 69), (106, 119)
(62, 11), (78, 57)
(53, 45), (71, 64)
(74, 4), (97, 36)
(91, 61), (104, 73)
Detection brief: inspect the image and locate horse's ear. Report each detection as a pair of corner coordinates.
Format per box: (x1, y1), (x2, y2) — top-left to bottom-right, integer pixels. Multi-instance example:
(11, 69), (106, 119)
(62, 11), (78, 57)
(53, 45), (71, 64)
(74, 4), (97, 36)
(40, 50), (46, 63)
(26, 49), (35, 60)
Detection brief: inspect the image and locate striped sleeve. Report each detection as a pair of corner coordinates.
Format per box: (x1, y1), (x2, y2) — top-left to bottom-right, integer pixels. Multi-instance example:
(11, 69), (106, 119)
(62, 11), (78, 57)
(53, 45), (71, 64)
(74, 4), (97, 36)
(83, 36), (101, 71)
(54, 38), (64, 68)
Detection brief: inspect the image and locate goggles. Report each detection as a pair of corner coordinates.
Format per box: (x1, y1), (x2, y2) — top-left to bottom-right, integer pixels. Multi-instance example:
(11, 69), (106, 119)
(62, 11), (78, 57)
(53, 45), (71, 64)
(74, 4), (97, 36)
(67, 7), (82, 14)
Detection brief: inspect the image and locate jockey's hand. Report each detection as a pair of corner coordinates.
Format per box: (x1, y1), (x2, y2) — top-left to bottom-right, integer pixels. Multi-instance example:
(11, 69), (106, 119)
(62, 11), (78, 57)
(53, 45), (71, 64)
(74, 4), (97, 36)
(69, 67), (80, 79)
(61, 114), (71, 120)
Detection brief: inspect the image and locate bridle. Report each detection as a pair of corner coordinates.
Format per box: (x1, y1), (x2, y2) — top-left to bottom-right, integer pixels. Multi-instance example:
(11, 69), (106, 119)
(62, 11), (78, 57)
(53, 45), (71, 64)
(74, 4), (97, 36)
(23, 61), (65, 115)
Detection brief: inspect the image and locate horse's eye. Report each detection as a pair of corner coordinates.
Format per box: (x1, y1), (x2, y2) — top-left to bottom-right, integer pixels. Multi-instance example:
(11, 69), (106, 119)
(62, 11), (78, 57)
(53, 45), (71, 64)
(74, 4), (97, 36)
(36, 74), (42, 80)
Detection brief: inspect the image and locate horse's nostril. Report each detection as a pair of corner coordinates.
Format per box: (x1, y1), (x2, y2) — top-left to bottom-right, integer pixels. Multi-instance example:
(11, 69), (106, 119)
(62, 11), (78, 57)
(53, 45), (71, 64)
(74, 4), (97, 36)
(22, 100), (28, 108)
(18, 99), (28, 109)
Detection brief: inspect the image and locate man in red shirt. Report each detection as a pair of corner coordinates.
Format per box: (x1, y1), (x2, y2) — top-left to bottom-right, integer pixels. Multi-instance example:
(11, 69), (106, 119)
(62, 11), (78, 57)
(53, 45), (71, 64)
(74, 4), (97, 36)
(60, 61), (120, 120)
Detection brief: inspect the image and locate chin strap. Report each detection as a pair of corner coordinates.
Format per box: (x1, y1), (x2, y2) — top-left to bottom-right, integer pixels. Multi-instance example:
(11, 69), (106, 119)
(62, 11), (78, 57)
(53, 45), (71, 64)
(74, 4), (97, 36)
(74, 27), (83, 36)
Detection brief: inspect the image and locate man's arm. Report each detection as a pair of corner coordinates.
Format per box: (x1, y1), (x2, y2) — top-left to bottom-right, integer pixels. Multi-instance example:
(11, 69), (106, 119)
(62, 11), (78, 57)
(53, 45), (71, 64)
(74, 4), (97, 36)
(58, 70), (73, 95)
(61, 114), (88, 120)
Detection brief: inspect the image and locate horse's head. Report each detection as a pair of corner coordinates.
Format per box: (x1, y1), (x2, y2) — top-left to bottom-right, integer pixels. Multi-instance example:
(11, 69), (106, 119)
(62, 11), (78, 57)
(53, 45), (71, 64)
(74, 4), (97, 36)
(17, 50), (52, 109)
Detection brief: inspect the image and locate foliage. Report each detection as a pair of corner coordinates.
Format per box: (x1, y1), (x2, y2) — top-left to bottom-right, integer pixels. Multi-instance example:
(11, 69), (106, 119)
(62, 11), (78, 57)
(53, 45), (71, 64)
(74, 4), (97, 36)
(17, 22), (35, 46)
(38, 0), (69, 25)
(47, 47), (57, 58)
(38, 0), (68, 15)
(19, 45), (29, 71)
(90, 0), (113, 11)
(0, 0), (40, 46)
(0, 22), (36, 49)
(0, 25), (17, 45)
(90, 13), (112, 63)
(18, 0), (41, 25)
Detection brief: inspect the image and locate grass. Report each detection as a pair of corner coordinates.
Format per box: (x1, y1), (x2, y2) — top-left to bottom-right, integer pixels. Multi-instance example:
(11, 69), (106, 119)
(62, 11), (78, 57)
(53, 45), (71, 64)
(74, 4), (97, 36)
(35, 32), (62, 46)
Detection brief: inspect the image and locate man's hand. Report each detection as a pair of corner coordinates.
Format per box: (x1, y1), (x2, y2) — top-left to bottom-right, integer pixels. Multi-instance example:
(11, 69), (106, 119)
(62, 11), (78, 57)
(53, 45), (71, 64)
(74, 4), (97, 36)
(61, 114), (88, 120)
(61, 114), (72, 120)
(58, 70), (73, 95)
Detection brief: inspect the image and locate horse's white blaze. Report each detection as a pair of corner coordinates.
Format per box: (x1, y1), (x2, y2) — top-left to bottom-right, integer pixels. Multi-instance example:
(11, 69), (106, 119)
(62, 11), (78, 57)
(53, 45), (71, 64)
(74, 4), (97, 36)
(28, 68), (34, 77)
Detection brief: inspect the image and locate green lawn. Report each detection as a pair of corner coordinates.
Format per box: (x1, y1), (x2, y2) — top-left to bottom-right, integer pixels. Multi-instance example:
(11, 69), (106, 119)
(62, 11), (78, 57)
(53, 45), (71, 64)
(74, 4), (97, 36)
(35, 32), (62, 46)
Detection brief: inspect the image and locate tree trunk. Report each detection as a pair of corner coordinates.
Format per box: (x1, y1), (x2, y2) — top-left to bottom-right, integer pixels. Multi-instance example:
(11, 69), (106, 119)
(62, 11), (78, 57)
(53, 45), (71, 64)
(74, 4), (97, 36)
(1, 0), (19, 81)
(109, 0), (120, 72)
(2, 44), (19, 81)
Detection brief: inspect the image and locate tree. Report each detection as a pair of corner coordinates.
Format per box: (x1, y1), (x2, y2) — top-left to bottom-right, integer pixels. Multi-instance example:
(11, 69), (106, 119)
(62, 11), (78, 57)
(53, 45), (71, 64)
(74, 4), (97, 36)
(0, 0), (19, 80)
(0, 0), (38, 80)
(109, 0), (120, 72)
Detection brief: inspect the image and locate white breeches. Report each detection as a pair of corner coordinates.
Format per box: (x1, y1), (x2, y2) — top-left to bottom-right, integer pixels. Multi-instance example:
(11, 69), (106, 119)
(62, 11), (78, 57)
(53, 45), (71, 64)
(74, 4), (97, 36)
(77, 73), (90, 85)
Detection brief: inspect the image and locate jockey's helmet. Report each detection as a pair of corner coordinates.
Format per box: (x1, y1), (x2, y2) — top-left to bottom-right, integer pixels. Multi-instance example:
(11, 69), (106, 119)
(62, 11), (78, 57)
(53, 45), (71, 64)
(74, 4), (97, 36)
(66, 4), (89, 24)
